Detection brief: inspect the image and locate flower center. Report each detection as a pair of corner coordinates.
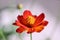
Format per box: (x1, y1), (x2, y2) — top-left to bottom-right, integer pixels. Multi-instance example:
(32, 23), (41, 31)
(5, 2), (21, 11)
(26, 16), (35, 28)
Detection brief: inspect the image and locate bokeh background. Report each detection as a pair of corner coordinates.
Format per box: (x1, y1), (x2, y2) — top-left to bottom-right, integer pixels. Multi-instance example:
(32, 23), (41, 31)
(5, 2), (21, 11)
(0, 0), (60, 40)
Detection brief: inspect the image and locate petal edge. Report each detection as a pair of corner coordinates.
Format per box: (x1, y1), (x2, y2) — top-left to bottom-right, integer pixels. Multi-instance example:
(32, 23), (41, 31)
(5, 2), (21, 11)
(23, 10), (32, 19)
(34, 13), (45, 26)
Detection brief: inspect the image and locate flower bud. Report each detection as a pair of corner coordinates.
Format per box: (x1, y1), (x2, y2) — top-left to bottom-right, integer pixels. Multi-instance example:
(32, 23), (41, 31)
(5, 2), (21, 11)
(17, 4), (23, 9)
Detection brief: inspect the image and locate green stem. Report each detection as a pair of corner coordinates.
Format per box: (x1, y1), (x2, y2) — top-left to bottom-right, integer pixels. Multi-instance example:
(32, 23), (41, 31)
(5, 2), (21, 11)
(0, 29), (6, 40)
(19, 33), (22, 40)
(1, 33), (6, 40)
(30, 33), (32, 40)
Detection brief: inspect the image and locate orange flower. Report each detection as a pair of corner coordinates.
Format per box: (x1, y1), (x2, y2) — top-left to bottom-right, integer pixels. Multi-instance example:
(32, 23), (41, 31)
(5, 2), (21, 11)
(13, 10), (48, 33)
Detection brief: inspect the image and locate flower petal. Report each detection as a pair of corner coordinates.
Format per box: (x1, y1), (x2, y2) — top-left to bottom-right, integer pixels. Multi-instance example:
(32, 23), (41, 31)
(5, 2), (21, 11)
(27, 28), (34, 33)
(34, 25), (44, 32)
(34, 13), (45, 26)
(23, 10), (32, 19)
(17, 15), (23, 22)
(33, 15), (37, 18)
(13, 20), (21, 26)
(13, 20), (28, 29)
(40, 21), (48, 26)
(16, 27), (25, 33)
(17, 15), (27, 25)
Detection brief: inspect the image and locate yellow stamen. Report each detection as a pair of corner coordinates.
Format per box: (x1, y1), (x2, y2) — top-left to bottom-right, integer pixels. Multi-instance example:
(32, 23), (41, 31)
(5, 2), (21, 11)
(26, 16), (35, 25)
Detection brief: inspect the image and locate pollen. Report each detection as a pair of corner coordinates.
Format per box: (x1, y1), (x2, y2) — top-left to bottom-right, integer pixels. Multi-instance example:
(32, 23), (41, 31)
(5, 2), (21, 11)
(26, 16), (35, 25)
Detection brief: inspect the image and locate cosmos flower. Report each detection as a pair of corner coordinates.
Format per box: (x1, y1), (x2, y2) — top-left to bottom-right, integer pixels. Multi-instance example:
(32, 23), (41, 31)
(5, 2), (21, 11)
(13, 10), (48, 33)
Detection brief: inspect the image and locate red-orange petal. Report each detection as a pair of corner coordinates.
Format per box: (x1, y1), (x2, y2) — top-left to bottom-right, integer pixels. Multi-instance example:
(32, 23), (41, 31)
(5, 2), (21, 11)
(17, 15), (27, 25)
(23, 10), (32, 19)
(33, 15), (37, 18)
(41, 21), (48, 26)
(27, 28), (34, 33)
(34, 13), (45, 26)
(17, 15), (23, 21)
(16, 27), (25, 33)
(34, 25), (44, 32)
(13, 20), (28, 29)
(13, 20), (21, 26)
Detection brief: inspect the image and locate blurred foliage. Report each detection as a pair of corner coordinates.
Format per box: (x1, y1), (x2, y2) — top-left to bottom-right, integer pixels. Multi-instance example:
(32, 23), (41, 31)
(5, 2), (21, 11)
(0, 25), (17, 40)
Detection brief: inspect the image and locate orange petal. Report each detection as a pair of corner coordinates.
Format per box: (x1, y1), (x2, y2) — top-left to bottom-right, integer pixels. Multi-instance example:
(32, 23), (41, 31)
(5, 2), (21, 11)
(16, 27), (25, 33)
(34, 25), (44, 32)
(27, 28), (34, 33)
(23, 10), (32, 19)
(34, 13), (45, 26)
(41, 21), (48, 26)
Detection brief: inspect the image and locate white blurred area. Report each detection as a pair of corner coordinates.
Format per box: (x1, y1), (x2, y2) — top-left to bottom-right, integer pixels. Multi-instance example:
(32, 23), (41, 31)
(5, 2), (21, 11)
(0, 0), (60, 40)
